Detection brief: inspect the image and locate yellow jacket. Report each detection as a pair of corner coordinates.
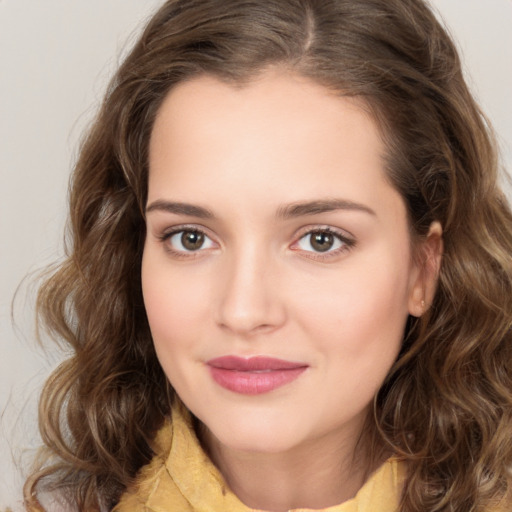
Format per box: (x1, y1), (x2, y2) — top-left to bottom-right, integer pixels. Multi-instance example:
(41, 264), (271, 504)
(115, 401), (511, 511)
(114, 401), (405, 512)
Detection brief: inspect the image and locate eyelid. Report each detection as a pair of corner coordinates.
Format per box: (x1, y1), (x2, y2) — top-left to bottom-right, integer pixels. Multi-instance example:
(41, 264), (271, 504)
(157, 223), (219, 257)
(290, 225), (356, 260)
(154, 223), (355, 260)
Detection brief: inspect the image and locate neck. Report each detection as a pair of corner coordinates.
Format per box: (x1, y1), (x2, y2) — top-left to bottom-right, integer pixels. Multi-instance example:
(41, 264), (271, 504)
(199, 416), (381, 512)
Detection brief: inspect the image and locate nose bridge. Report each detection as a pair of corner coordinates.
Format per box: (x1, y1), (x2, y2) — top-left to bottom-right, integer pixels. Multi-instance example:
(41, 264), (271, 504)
(216, 239), (284, 335)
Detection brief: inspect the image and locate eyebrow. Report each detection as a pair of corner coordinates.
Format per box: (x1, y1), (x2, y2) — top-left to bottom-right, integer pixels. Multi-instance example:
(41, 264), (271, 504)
(145, 200), (214, 218)
(145, 198), (376, 219)
(276, 199), (376, 219)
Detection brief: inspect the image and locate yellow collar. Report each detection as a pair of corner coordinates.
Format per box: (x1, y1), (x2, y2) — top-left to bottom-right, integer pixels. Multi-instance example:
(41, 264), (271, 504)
(120, 400), (404, 512)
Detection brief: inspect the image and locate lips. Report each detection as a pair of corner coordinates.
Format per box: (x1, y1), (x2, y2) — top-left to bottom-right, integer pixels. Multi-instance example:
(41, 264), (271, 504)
(206, 356), (308, 395)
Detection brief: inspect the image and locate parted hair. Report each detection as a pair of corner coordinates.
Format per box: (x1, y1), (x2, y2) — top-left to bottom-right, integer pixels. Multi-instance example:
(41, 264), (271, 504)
(24, 0), (512, 510)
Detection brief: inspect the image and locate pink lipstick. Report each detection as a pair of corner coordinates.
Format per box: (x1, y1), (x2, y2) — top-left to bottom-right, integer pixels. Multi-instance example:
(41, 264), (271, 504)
(206, 356), (308, 395)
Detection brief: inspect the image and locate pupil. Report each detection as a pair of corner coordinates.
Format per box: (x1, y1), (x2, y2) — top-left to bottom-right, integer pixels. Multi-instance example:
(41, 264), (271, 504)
(311, 232), (334, 252)
(181, 231), (204, 251)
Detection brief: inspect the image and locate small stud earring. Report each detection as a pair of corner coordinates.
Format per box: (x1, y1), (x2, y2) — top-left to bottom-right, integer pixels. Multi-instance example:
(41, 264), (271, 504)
(421, 299), (426, 309)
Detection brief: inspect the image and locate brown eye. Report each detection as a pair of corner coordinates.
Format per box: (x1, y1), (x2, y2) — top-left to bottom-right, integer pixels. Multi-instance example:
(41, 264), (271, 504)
(310, 231), (335, 252)
(166, 229), (215, 253)
(181, 231), (205, 251)
(295, 229), (350, 255)
(181, 231), (204, 251)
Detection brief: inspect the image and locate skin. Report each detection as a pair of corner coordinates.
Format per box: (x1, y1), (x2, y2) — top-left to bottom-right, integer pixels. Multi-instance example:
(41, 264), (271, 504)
(142, 69), (442, 511)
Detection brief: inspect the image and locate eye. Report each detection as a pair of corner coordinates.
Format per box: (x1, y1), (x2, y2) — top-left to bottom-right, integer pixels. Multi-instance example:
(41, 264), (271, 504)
(298, 231), (340, 253)
(165, 229), (215, 252)
(294, 228), (354, 256)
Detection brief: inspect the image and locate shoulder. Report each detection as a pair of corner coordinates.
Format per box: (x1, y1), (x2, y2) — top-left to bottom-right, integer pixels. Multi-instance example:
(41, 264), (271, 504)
(114, 417), (195, 512)
(113, 461), (166, 511)
(114, 418), (179, 511)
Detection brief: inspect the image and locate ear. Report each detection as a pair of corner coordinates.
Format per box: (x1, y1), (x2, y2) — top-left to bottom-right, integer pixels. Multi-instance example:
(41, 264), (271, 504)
(408, 221), (443, 317)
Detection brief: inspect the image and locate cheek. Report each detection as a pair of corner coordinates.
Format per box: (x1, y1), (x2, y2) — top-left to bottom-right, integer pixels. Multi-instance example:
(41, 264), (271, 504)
(294, 249), (412, 361)
(141, 252), (208, 356)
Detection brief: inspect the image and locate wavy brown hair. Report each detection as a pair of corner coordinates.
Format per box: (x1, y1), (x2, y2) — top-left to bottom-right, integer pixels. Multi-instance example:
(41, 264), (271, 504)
(24, 0), (512, 510)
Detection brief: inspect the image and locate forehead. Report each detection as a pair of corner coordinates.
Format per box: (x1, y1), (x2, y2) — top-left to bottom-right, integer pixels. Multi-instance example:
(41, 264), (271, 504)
(147, 70), (404, 224)
(151, 70), (376, 141)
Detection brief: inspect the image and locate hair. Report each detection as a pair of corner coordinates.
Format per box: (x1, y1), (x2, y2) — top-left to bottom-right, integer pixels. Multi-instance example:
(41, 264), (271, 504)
(24, 0), (512, 510)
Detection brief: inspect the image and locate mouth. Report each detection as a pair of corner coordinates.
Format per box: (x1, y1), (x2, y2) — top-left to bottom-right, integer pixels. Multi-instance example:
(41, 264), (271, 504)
(206, 356), (308, 395)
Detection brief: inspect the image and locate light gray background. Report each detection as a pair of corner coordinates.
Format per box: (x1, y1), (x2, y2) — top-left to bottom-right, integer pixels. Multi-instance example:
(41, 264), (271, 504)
(1, 1), (511, 509)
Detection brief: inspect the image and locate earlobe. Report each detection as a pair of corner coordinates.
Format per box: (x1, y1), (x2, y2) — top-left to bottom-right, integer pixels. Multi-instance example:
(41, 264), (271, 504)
(408, 221), (443, 317)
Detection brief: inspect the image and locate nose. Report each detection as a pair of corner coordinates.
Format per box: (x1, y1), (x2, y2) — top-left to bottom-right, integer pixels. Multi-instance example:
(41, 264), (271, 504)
(215, 246), (286, 337)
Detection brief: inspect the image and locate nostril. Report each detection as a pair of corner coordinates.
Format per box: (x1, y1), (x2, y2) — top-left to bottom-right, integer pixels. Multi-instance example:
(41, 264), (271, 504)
(215, 288), (286, 336)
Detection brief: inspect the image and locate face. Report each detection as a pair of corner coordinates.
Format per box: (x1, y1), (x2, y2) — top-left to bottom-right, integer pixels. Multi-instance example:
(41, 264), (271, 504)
(142, 70), (427, 455)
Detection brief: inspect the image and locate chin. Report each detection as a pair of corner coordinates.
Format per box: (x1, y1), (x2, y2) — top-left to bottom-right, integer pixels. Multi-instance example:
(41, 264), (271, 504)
(214, 423), (305, 455)
(195, 403), (311, 455)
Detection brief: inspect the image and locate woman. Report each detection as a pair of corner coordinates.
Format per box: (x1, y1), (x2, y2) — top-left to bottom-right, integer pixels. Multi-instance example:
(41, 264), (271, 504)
(24, 0), (512, 511)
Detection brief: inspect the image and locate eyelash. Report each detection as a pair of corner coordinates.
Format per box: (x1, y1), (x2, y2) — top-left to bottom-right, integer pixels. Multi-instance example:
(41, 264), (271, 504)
(291, 226), (355, 261)
(158, 224), (216, 260)
(157, 225), (355, 261)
